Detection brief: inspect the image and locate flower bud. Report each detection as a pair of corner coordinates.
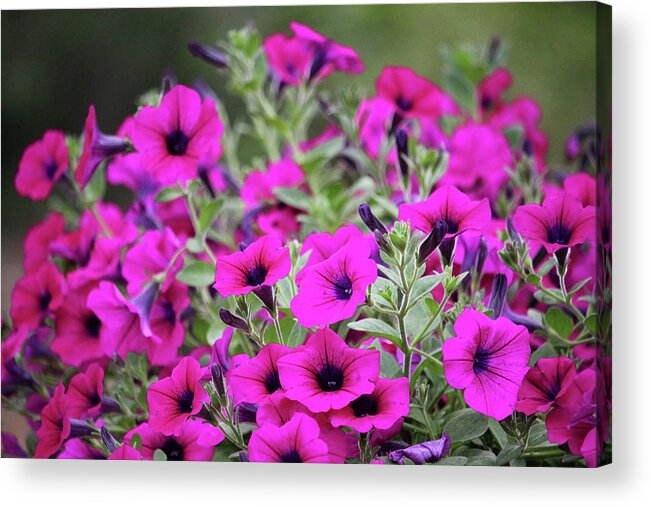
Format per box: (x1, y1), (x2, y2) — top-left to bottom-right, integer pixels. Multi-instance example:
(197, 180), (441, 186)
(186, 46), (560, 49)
(506, 216), (522, 248)
(219, 308), (249, 331)
(488, 273), (507, 318)
(388, 434), (450, 465)
(373, 229), (390, 254)
(101, 426), (118, 454)
(69, 419), (95, 439)
(236, 402), (258, 424)
(395, 128), (410, 181)
(358, 203), (388, 235)
(418, 220), (448, 263)
(188, 40), (229, 69)
(211, 363), (225, 397)
(474, 236), (488, 278)
(438, 237), (457, 267)
(253, 285), (275, 312)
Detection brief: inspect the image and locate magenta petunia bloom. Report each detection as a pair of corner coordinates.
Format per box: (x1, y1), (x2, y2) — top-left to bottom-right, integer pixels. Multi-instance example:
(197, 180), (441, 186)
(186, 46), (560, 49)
(442, 309), (530, 420)
(545, 368), (609, 467)
(229, 344), (293, 406)
(241, 160), (305, 209)
(477, 67), (513, 113)
(34, 384), (70, 458)
(15, 130), (68, 201)
(516, 357), (577, 415)
(123, 227), (184, 297)
(248, 412), (330, 463)
(256, 391), (353, 463)
(263, 33), (314, 86)
(147, 356), (209, 436)
(213, 235), (291, 297)
(290, 236), (377, 328)
(86, 281), (149, 359)
(289, 22), (364, 78)
(328, 377), (410, 433)
(108, 444), (143, 460)
(132, 84), (223, 185)
(125, 420), (222, 461)
(298, 224), (364, 281)
(398, 186), (491, 239)
(57, 438), (105, 460)
(441, 123), (513, 200)
(376, 66), (458, 120)
(76, 105), (130, 189)
(10, 263), (65, 330)
(67, 363), (105, 418)
(277, 328), (380, 413)
(512, 192), (596, 253)
(52, 283), (106, 367)
(562, 172), (597, 207)
(22, 212), (66, 272)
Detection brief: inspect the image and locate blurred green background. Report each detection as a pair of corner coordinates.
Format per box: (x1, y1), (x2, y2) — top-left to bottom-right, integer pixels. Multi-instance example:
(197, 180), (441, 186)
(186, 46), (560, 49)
(1, 2), (597, 311)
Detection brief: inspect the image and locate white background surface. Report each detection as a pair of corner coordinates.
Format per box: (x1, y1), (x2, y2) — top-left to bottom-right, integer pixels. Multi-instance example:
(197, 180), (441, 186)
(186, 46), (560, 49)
(1, 0), (649, 505)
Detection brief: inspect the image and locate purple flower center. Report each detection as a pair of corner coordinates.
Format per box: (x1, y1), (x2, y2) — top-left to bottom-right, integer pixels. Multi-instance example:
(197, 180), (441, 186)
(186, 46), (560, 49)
(165, 129), (189, 156)
(396, 95), (413, 112)
(280, 449), (303, 463)
(473, 348), (491, 375)
(316, 363), (344, 392)
(160, 438), (184, 461)
(44, 160), (58, 180)
(332, 275), (353, 300)
(351, 394), (378, 418)
(177, 389), (194, 414)
(38, 291), (52, 311)
(160, 301), (176, 325)
(440, 219), (458, 235)
(245, 263), (268, 286)
(84, 314), (102, 338)
(547, 223), (572, 245)
(264, 369), (282, 394)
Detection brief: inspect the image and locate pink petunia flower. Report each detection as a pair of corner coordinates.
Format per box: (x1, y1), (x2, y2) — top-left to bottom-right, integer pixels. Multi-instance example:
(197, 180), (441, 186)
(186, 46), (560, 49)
(67, 363), (105, 418)
(108, 445), (143, 460)
(57, 438), (105, 460)
(229, 344), (293, 406)
(256, 391), (354, 463)
(241, 160), (305, 209)
(477, 67), (513, 114)
(545, 368), (609, 467)
(263, 33), (314, 86)
(22, 212), (66, 272)
(125, 420), (222, 461)
(442, 309), (530, 420)
(562, 172), (597, 207)
(10, 263), (65, 329)
(376, 66), (458, 120)
(147, 356), (209, 435)
(52, 283), (106, 367)
(441, 123), (513, 200)
(213, 235), (291, 297)
(15, 130), (68, 201)
(328, 377), (410, 433)
(298, 224), (364, 281)
(248, 412), (330, 463)
(512, 192), (596, 254)
(398, 185), (491, 238)
(34, 384), (70, 458)
(516, 357), (577, 415)
(277, 328), (380, 413)
(132, 85), (223, 185)
(86, 281), (150, 359)
(290, 236), (377, 328)
(76, 105), (130, 189)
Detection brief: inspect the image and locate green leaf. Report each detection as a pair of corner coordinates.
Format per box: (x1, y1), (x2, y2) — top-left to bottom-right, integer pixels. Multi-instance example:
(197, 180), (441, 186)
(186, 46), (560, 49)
(379, 347), (402, 378)
(155, 186), (184, 202)
(410, 274), (445, 303)
(273, 187), (311, 211)
(496, 444), (522, 466)
(529, 342), (557, 366)
(527, 423), (553, 447)
(488, 418), (508, 449)
(198, 199), (224, 235)
(526, 274), (542, 286)
(129, 433), (142, 452)
(153, 449), (168, 461)
(568, 277), (592, 296)
(443, 408), (489, 442)
(544, 307), (574, 339)
(176, 261), (215, 287)
(457, 448), (496, 466)
(433, 456), (467, 466)
(348, 318), (402, 347)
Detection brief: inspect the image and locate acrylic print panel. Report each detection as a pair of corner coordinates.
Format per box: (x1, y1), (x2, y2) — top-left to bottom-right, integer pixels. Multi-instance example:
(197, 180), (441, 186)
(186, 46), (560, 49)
(1, 1), (611, 467)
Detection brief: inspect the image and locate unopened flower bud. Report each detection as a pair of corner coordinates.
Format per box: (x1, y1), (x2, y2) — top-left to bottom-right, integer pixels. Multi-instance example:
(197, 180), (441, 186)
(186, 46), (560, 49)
(358, 203), (388, 235)
(474, 236), (488, 278)
(373, 229), (390, 254)
(439, 237), (457, 267)
(418, 220), (448, 263)
(101, 426), (118, 454)
(211, 363), (225, 397)
(506, 216), (522, 248)
(253, 285), (275, 312)
(488, 273), (507, 318)
(69, 419), (95, 439)
(395, 128), (410, 181)
(188, 40), (229, 69)
(219, 308), (249, 331)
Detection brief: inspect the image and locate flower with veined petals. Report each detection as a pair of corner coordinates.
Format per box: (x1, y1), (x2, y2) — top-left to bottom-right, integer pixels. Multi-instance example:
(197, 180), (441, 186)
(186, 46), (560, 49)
(516, 357), (577, 415)
(15, 130), (68, 201)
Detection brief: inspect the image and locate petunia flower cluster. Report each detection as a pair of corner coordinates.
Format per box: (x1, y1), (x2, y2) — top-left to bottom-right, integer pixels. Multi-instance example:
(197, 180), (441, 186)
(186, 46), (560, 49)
(3, 22), (611, 467)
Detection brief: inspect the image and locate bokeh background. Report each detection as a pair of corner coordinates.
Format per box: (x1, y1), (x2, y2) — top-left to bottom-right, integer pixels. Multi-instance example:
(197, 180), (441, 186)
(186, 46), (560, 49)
(1, 2), (597, 312)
